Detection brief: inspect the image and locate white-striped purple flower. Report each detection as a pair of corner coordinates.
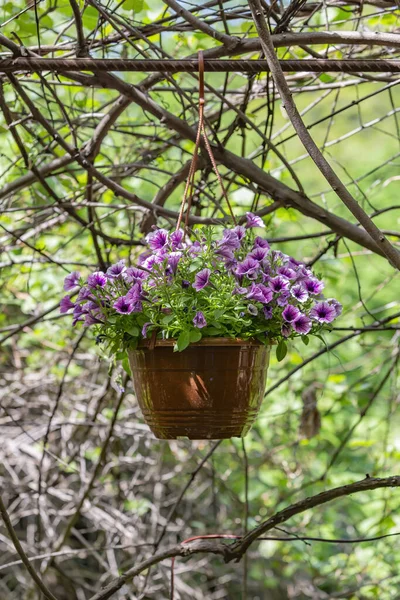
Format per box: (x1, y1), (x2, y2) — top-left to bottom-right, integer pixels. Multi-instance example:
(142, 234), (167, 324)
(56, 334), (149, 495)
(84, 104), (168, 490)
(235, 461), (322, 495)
(277, 266), (296, 280)
(290, 284), (308, 303)
(76, 286), (92, 302)
(293, 314), (312, 334)
(254, 236), (270, 250)
(268, 276), (290, 293)
(113, 296), (135, 314)
(249, 246), (269, 262)
(106, 260), (126, 278)
(282, 304), (301, 323)
(60, 296), (75, 313)
(193, 311), (207, 328)
(170, 229), (185, 249)
(245, 212), (265, 229)
(233, 225), (246, 241)
(246, 283), (267, 303)
(263, 306), (273, 319)
(310, 301), (336, 323)
(124, 267), (147, 283)
(247, 304), (258, 316)
(146, 228), (169, 251)
(303, 277), (324, 295)
(167, 251), (182, 275)
(236, 257), (259, 279)
(327, 298), (342, 317)
(87, 272), (107, 289)
(64, 271), (80, 291)
(142, 322), (151, 338)
(126, 282), (142, 302)
(219, 229), (241, 250)
(193, 268), (211, 291)
(277, 290), (290, 307)
(216, 246), (235, 261)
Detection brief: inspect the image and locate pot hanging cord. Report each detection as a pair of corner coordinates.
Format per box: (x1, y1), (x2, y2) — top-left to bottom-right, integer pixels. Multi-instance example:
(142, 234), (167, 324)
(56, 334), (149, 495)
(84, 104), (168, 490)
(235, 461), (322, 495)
(175, 51), (237, 231)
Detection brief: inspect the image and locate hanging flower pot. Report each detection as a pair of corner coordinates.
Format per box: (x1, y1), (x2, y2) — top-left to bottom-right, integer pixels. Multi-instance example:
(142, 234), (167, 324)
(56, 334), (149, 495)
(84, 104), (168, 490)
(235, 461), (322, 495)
(59, 52), (342, 440)
(60, 217), (341, 439)
(127, 338), (271, 439)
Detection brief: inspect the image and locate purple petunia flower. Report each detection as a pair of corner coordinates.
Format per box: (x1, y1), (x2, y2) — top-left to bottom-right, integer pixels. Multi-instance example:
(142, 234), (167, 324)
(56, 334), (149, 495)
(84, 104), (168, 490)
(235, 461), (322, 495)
(277, 290), (290, 307)
(64, 271), (80, 291)
(282, 304), (301, 323)
(249, 246), (269, 262)
(293, 314), (312, 334)
(167, 252), (182, 275)
(247, 304), (258, 316)
(193, 268), (211, 291)
(72, 304), (85, 326)
(233, 225), (246, 241)
(254, 236), (270, 250)
(82, 300), (99, 312)
(188, 241), (202, 256)
(216, 246), (235, 261)
(290, 284), (308, 303)
(124, 267), (147, 284)
(193, 311), (207, 328)
(142, 255), (159, 271)
(126, 282), (142, 302)
(246, 283), (273, 304)
(84, 313), (102, 326)
(142, 322), (151, 338)
(245, 212), (265, 229)
(236, 257), (259, 279)
(281, 323), (292, 338)
(170, 229), (185, 250)
(146, 228), (169, 252)
(288, 256), (303, 268)
(106, 260), (126, 278)
(219, 229), (241, 250)
(113, 296), (135, 314)
(60, 296), (75, 313)
(277, 266), (297, 280)
(268, 276), (290, 294)
(87, 271), (107, 289)
(303, 277), (325, 295)
(246, 283), (267, 303)
(181, 279), (190, 288)
(233, 285), (247, 295)
(310, 301), (336, 323)
(76, 286), (92, 302)
(258, 284), (274, 303)
(263, 306), (273, 319)
(327, 298), (342, 317)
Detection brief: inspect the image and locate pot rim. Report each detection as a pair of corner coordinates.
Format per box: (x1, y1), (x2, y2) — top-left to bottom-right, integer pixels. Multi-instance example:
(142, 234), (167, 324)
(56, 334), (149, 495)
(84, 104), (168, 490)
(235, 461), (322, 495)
(133, 337), (270, 349)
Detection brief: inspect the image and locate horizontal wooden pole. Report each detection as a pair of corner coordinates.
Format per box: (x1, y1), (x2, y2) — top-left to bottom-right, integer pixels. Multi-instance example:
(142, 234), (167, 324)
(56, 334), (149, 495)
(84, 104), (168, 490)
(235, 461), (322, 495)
(0, 58), (399, 74)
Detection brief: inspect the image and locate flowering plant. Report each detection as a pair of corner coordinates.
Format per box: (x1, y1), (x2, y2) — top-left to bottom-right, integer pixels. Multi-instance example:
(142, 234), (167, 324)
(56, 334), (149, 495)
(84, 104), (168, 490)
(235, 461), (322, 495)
(60, 213), (341, 361)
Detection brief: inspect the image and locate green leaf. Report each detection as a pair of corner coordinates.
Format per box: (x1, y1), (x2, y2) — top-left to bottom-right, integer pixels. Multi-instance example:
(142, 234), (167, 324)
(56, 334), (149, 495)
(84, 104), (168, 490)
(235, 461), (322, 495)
(189, 329), (202, 343)
(161, 314), (174, 325)
(189, 259), (203, 272)
(175, 330), (191, 352)
(276, 340), (287, 362)
(122, 356), (132, 376)
(214, 309), (224, 319)
(125, 325), (139, 337)
(301, 335), (309, 346)
(123, 0), (144, 9)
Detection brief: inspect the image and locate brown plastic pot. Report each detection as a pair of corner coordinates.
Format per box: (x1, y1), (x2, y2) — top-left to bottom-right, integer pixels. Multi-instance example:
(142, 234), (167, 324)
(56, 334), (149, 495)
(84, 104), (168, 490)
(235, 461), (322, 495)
(128, 338), (270, 440)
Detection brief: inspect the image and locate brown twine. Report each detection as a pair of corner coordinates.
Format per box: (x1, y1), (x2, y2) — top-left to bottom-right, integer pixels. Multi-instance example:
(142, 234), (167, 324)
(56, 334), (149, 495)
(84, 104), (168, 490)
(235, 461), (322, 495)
(175, 51), (237, 231)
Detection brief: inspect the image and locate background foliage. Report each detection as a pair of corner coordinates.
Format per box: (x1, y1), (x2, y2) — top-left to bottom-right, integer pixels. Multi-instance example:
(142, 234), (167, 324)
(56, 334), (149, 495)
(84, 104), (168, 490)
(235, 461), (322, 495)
(0, 0), (400, 598)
